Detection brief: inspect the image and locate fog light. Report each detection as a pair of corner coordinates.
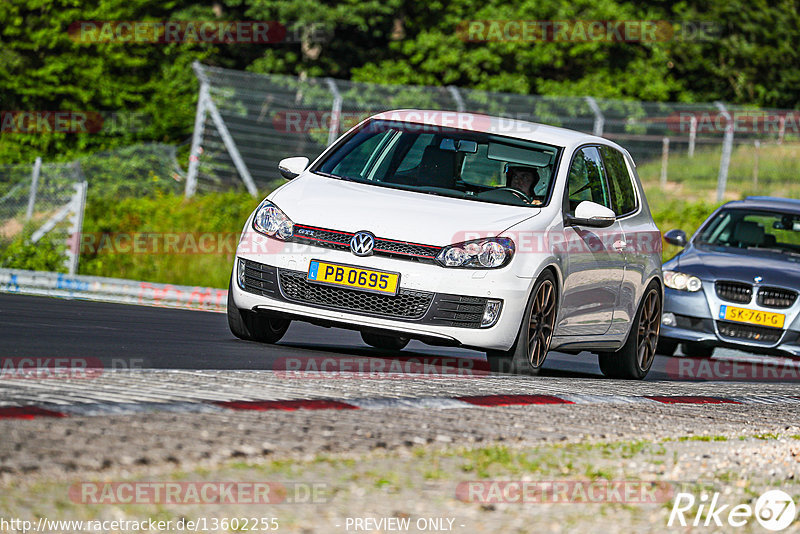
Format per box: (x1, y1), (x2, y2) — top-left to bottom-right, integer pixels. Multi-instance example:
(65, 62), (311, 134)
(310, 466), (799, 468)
(481, 299), (503, 327)
(662, 312), (676, 327)
(237, 258), (246, 288)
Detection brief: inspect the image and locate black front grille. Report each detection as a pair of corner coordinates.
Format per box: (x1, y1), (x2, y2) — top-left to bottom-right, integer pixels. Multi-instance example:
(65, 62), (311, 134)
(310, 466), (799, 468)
(241, 261), (279, 297)
(715, 281), (753, 304)
(430, 295), (488, 328)
(717, 321), (783, 343)
(373, 239), (440, 259)
(757, 286), (798, 309)
(278, 269), (434, 319)
(292, 224), (441, 263)
(240, 259), (493, 329)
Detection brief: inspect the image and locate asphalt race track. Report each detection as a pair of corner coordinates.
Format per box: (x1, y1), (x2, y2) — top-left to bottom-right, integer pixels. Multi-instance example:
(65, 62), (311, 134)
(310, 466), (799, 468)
(2, 292), (800, 475)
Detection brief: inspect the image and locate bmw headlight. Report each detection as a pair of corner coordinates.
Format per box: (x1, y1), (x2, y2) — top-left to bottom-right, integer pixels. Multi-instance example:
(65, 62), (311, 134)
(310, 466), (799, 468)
(664, 270), (702, 292)
(436, 237), (515, 269)
(252, 200), (294, 241)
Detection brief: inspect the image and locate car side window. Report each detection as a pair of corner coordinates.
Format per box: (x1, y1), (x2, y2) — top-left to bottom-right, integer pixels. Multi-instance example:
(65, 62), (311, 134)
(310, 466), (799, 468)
(599, 146), (638, 216)
(566, 146), (610, 215)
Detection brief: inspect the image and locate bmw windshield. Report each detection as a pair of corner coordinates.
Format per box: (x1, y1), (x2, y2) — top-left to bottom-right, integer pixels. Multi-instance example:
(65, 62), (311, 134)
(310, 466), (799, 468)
(313, 119), (560, 207)
(697, 208), (800, 260)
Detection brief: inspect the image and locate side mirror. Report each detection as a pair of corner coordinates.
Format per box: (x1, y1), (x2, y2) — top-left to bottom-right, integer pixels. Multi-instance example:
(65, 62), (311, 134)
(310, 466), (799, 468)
(664, 229), (688, 247)
(565, 201), (616, 228)
(278, 157), (309, 180)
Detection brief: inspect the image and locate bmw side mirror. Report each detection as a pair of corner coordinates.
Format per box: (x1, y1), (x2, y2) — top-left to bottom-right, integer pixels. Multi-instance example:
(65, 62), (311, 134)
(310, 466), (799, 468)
(565, 201), (616, 228)
(278, 157), (310, 180)
(664, 229), (688, 247)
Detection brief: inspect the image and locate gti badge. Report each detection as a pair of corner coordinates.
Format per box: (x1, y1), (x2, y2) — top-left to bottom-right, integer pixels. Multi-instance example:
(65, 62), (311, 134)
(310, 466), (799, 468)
(754, 276), (763, 284)
(350, 231), (375, 256)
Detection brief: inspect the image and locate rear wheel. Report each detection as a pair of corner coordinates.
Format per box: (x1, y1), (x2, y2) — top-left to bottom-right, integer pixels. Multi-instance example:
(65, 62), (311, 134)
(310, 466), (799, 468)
(599, 282), (661, 380)
(227, 282), (290, 343)
(681, 342), (715, 358)
(360, 332), (410, 351)
(486, 271), (557, 375)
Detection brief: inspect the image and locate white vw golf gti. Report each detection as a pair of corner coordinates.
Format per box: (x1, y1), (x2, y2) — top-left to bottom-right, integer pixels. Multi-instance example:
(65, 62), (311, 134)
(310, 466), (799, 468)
(229, 111), (663, 379)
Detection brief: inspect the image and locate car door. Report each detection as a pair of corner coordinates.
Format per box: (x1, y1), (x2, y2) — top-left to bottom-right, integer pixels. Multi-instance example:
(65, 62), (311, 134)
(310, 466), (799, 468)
(556, 146), (626, 336)
(598, 145), (649, 335)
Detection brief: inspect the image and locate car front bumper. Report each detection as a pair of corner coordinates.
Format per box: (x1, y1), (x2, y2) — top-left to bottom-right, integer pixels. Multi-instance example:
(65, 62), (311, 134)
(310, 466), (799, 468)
(230, 238), (535, 351)
(660, 286), (800, 357)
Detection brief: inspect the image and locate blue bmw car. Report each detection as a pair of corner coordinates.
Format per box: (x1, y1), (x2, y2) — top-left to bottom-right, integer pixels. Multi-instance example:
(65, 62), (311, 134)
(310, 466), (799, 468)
(659, 196), (800, 358)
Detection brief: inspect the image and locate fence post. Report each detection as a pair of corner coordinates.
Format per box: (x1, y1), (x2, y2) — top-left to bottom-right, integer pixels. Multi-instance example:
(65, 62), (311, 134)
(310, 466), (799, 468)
(660, 137), (670, 187)
(447, 86), (465, 112)
(688, 116), (697, 158)
(203, 89), (259, 197)
(584, 97), (604, 136)
(778, 116), (786, 145)
(66, 174), (88, 276)
(752, 140), (760, 188)
(325, 78), (342, 147)
(25, 157), (42, 221)
(185, 79), (209, 198)
(714, 102), (734, 202)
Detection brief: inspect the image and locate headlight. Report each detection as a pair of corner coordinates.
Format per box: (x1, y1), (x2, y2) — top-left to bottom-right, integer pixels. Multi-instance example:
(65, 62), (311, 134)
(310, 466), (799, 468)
(252, 200), (294, 241)
(436, 237), (514, 268)
(664, 270), (702, 292)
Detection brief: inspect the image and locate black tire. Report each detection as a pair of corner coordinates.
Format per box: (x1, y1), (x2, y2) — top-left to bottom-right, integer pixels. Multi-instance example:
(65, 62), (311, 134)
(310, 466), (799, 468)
(681, 342), (715, 358)
(657, 339), (679, 356)
(360, 332), (410, 351)
(486, 270), (557, 376)
(599, 282), (662, 380)
(227, 282), (290, 343)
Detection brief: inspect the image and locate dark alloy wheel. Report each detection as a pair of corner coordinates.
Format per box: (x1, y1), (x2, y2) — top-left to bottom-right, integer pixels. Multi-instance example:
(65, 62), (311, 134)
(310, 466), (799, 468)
(486, 271), (557, 375)
(599, 282), (662, 379)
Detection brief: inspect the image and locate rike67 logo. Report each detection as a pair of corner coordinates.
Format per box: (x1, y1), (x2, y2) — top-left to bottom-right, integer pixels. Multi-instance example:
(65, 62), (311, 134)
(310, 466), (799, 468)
(669, 490), (797, 531)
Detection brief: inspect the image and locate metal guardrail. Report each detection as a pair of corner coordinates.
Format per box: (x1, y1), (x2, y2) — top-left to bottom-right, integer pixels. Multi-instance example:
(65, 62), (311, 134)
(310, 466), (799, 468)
(0, 268), (227, 312)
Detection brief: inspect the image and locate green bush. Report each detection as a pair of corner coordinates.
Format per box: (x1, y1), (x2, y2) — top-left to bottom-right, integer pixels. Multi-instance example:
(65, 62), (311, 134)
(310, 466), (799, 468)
(79, 191), (261, 287)
(0, 228), (68, 272)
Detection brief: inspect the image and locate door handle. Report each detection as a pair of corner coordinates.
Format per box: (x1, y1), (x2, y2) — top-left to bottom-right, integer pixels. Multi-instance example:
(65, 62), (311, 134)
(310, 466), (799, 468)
(612, 240), (627, 252)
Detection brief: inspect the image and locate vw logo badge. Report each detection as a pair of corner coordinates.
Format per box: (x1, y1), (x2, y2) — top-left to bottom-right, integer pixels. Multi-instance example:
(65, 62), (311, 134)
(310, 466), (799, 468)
(350, 231), (375, 256)
(754, 276), (763, 284)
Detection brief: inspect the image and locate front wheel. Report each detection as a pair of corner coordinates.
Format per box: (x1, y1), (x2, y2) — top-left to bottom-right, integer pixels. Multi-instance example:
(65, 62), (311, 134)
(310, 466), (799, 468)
(486, 271), (557, 375)
(598, 282), (661, 380)
(227, 283), (291, 343)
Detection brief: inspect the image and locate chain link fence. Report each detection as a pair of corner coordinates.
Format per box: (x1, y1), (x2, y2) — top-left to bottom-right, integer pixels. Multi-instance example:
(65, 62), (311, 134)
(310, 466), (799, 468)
(0, 144), (184, 274)
(188, 62), (800, 202)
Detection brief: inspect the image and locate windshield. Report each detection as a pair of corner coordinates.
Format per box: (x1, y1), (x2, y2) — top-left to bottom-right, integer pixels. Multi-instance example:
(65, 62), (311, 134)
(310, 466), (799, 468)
(313, 119), (560, 207)
(697, 208), (800, 258)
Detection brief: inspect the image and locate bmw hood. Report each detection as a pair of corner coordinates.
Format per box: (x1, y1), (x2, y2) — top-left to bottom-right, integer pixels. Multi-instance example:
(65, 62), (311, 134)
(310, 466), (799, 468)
(668, 245), (800, 288)
(268, 172), (540, 246)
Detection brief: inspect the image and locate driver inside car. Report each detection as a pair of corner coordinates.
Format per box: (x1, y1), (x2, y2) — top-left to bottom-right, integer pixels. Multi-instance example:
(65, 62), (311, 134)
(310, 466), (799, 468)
(505, 165), (543, 205)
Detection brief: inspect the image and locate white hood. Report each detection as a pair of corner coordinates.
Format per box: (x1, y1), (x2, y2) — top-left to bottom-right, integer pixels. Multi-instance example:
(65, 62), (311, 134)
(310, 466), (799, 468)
(269, 173), (539, 246)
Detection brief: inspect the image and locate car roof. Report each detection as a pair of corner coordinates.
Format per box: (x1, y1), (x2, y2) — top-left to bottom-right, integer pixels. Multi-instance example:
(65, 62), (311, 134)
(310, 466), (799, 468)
(724, 196), (800, 214)
(369, 109), (617, 149)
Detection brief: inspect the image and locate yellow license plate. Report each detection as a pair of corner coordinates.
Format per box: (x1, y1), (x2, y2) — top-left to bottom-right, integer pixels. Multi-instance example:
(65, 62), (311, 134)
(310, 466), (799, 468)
(719, 305), (785, 328)
(307, 260), (400, 295)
